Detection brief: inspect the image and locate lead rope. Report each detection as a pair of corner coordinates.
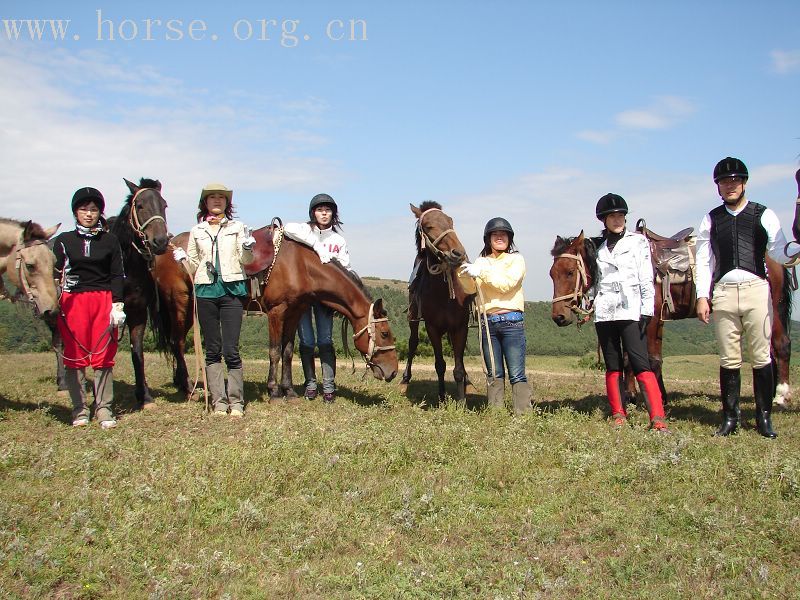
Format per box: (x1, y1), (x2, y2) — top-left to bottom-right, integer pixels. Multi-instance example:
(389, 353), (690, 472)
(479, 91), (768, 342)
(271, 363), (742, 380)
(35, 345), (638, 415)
(473, 281), (498, 383)
(169, 242), (209, 412)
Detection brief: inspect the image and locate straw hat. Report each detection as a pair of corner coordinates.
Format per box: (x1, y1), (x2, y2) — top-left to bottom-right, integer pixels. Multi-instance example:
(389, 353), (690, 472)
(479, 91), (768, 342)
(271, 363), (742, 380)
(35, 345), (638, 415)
(200, 183), (233, 203)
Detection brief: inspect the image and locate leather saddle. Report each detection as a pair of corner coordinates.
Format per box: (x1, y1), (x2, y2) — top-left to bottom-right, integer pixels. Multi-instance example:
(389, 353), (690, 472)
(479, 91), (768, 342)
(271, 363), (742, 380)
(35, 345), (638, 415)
(242, 219), (283, 314)
(636, 218), (696, 318)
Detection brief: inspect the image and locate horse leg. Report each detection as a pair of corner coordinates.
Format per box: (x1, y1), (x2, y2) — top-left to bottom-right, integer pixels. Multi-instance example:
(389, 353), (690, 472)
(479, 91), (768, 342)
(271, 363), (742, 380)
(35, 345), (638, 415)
(400, 318), (420, 394)
(267, 309), (284, 399)
(450, 327), (468, 401)
(427, 326), (447, 403)
(646, 315), (667, 401)
(771, 331), (791, 408)
(129, 319), (154, 408)
(280, 335), (298, 399)
(50, 322), (68, 392)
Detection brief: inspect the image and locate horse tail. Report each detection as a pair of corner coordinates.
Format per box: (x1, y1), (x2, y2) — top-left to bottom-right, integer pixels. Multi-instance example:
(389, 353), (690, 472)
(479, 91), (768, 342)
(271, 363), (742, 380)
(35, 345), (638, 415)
(780, 267), (793, 330)
(150, 289), (174, 356)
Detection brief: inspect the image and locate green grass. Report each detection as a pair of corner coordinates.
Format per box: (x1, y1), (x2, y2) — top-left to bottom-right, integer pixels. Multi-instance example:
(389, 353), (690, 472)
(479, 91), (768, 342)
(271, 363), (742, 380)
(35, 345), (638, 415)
(1, 352), (799, 598)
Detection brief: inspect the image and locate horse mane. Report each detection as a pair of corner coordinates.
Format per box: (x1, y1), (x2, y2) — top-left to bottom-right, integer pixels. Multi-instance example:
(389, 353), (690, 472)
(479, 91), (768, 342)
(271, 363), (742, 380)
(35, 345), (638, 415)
(0, 218), (49, 240)
(551, 235), (599, 289)
(414, 200), (443, 256)
(329, 259), (372, 301)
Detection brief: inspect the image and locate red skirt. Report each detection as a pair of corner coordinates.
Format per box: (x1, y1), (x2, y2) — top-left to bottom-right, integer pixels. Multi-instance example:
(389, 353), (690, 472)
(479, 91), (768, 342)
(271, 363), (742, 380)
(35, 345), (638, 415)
(57, 290), (118, 369)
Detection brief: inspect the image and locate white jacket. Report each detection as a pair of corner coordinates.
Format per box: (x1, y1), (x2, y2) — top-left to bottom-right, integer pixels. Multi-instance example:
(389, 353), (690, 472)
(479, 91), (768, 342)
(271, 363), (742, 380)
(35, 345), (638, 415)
(186, 219), (253, 285)
(592, 230), (655, 322)
(284, 222), (350, 268)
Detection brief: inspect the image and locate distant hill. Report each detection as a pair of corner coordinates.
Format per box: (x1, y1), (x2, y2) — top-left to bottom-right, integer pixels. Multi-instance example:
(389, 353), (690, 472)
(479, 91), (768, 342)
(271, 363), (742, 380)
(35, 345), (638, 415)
(0, 276), (794, 361)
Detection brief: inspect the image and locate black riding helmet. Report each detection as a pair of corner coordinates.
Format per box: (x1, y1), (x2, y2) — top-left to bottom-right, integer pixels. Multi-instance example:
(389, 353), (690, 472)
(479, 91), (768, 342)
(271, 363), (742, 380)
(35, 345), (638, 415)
(483, 216), (514, 241)
(308, 193), (338, 220)
(595, 193), (628, 221)
(713, 157), (748, 183)
(71, 187), (105, 214)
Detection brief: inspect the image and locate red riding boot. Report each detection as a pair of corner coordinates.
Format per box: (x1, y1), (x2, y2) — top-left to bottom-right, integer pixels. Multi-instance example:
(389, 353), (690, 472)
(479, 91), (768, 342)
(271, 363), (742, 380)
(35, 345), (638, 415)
(605, 371), (627, 426)
(635, 371), (669, 431)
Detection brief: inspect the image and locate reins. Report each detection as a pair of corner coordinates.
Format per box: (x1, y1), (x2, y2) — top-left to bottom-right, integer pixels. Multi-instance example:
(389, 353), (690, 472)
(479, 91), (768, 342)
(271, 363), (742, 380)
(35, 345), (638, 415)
(551, 252), (594, 324)
(12, 238), (48, 312)
(128, 187), (167, 268)
(352, 302), (396, 375)
(417, 208), (459, 299)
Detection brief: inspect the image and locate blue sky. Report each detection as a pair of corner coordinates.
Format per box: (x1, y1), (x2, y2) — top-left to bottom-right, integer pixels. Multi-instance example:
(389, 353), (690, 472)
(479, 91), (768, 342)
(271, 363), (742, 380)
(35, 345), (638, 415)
(1, 1), (799, 303)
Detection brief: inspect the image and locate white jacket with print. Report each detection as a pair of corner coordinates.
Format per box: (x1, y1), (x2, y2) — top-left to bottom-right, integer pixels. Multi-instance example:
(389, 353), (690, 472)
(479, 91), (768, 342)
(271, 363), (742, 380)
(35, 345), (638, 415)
(592, 230), (655, 323)
(284, 222), (350, 268)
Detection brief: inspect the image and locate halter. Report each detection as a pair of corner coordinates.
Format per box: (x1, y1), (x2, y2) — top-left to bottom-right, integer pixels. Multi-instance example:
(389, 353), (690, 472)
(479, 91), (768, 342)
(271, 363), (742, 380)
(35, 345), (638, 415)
(352, 302), (396, 375)
(128, 187), (167, 265)
(12, 238), (48, 313)
(551, 252), (594, 322)
(417, 208), (459, 299)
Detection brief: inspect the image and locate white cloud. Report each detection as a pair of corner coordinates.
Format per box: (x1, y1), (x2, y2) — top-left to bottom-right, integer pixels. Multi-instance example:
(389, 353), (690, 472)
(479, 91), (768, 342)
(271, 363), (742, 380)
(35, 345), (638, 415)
(0, 41), (340, 231)
(770, 49), (800, 74)
(615, 96), (695, 130)
(575, 129), (616, 144)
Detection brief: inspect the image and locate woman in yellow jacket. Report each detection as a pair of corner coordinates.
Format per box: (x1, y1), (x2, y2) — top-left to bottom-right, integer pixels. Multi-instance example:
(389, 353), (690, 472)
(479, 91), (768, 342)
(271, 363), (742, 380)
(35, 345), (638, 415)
(459, 217), (532, 414)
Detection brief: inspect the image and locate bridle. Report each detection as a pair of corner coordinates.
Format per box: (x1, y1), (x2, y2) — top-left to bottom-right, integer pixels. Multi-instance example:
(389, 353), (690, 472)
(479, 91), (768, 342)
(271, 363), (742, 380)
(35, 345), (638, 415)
(352, 302), (396, 377)
(128, 187), (167, 265)
(417, 208), (463, 299)
(12, 238), (49, 314)
(551, 251), (594, 321)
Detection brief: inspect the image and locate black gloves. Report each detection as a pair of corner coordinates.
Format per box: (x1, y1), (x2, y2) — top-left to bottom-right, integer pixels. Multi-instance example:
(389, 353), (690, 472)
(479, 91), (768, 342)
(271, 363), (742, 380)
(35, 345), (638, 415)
(639, 315), (652, 333)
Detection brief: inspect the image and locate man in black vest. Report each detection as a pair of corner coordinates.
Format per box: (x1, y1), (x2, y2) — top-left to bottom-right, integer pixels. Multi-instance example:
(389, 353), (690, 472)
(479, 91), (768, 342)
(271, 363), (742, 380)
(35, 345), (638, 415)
(696, 157), (791, 438)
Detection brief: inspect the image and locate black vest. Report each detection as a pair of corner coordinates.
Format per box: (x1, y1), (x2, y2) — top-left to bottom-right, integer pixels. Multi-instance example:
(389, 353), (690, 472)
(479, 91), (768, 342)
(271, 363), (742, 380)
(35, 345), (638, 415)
(709, 202), (768, 282)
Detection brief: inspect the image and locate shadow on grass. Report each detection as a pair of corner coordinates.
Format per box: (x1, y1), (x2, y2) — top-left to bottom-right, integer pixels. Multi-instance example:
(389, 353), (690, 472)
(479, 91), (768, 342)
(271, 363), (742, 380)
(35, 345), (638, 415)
(0, 392), (72, 424)
(400, 380), (486, 411)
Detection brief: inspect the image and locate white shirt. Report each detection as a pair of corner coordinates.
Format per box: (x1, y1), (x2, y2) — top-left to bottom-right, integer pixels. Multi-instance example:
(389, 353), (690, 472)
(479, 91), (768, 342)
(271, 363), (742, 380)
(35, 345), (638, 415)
(283, 222), (351, 268)
(695, 201), (790, 299)
(592, 230), (655, 322)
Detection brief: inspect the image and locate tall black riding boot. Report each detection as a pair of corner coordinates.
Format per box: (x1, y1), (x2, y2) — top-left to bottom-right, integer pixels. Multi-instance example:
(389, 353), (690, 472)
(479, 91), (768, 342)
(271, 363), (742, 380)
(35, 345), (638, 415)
(753, 364), (777, 439)
(715, 367), (740, 436)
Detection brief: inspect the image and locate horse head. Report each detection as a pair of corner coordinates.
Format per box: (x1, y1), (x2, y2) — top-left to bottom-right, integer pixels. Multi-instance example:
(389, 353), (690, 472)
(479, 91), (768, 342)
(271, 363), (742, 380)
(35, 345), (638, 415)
(549, 231), (596, 327)
(7, 220), (61, 320)
(122, 177), (169, 257)
(411, 201), (467, 267)
(352, 298), (399, 382)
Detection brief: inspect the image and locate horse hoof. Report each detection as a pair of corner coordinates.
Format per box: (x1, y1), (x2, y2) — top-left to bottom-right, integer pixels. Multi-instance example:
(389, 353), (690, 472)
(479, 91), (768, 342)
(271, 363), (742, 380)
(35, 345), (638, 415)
(268, 396), (285, 406)
(284, 389), (299, 399)
(399, 383), (408, 395)
(142, 401), (158, 411)
(57, 389), (69, 398)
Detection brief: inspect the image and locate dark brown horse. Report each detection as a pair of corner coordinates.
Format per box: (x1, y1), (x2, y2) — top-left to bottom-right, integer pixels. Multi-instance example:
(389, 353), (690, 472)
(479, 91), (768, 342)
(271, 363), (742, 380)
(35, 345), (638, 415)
(110, 178), (175, 407)
(549, 232), (793, 405)
(170, 224), (399, 400)
(400, 201), (473, 402)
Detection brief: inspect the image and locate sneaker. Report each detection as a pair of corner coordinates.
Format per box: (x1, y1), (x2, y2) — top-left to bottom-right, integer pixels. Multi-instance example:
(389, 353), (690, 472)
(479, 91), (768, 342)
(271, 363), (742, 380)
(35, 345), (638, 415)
(100, 419), (117, 430)
(72, 417), (89, 427)
(650, 420), (670, 433)
(304, 386), (318, 400)
(213, 409), (227, 416)
(230, 408), (244, 418)
(323, 392), (335, 404)
(611, 414), (627, 427)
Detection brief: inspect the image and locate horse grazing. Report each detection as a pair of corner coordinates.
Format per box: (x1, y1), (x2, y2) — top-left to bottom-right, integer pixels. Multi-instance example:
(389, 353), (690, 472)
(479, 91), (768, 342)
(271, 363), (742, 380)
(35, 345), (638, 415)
(0, 218), (60, 317)
(169, 224), (399, 401)
(110, 178), (176, 408)
(549, 232), (793, 405)
(400, 201), (473, 402)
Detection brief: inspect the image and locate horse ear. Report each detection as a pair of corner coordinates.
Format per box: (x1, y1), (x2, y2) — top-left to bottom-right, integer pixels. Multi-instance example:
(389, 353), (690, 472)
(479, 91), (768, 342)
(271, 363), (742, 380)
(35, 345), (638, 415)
(124, 178), (139, 196)
(373, 298), (385, 316)
(43, 223), (61, 239)
(576, 230), (585, 242)
(20, 220), (33, 241)
(410, 204), (422, 219)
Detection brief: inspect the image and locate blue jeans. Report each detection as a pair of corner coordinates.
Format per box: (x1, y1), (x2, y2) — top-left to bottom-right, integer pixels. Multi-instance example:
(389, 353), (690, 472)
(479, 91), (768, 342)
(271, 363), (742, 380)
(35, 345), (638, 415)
(481, 319), (527, 384)
(297, 302), (334, 347)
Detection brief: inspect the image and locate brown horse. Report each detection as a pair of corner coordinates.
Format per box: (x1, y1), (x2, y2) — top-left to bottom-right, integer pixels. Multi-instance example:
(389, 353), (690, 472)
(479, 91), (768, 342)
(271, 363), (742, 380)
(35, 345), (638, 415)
(0, 218), (60, 317)
(171, 224), (399, 400)
(549, 232), (793, 405)
(400, 201), (473, 402)
(110, 178), (176, 407)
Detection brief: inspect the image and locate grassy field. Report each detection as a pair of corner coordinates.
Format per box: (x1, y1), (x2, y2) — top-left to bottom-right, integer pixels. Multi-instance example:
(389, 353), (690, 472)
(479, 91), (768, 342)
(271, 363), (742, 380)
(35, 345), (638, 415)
(1, 352), (799, 599)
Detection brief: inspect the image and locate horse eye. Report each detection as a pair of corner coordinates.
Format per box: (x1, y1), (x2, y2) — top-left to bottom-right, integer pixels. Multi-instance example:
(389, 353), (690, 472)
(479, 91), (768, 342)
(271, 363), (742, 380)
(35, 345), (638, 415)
(26, 263), (36, 271)
(381, 331), (388, 339)
(568, 270), (575, 276)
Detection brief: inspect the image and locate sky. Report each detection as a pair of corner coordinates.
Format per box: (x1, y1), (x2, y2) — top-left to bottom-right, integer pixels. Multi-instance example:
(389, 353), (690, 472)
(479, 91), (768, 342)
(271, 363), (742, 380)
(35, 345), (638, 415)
(1, 1), (799, 305)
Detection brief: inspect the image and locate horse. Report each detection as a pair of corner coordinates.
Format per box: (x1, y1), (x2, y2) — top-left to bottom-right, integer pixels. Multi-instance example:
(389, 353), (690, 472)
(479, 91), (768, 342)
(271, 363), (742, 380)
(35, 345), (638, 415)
(399, 201), (474, 402)
(0, 218), (60, 317)
(170, 224), (399, 401)
(549, 232), (793, 406)
(110, 178), (176, 408)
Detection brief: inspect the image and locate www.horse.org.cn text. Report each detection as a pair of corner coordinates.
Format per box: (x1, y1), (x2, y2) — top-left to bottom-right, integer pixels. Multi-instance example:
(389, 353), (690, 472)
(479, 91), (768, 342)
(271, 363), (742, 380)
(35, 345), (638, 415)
(1, 10), (368, 46)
